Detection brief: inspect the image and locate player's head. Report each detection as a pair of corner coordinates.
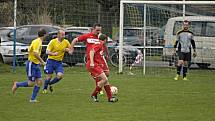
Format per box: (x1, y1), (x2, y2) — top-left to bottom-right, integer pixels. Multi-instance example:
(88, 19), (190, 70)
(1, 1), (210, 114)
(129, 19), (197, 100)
(57, 29), (65, 41)
(183, 20), (190, 30)
(38, 28), (47, 40)
(99, 34), (107, 44)
(92, 23), (102, 36)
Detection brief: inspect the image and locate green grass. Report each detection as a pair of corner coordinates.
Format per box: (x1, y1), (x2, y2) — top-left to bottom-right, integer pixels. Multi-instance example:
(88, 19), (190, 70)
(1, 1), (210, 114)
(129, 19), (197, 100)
(0, 66), (215, 121)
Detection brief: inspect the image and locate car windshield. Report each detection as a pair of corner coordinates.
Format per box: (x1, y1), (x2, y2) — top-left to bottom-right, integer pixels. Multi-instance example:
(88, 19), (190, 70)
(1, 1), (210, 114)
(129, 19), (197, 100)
(124, 29), (140, 36)
(0, 29), (13, 36)
(44, 31), (84, 45)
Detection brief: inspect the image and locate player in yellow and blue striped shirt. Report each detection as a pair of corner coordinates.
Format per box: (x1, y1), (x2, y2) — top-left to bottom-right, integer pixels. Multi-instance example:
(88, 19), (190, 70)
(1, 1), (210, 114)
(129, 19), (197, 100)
(12, 29), (47, 102)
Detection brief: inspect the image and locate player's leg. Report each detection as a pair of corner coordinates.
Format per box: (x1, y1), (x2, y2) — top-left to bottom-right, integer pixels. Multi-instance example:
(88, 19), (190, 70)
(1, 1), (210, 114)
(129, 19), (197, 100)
(30, 78), (42, 102)
(104, 82), (118, 102)
(49, 61), (64, 92)
(103, 69), (118, 102)
(98, 70), (110, 96)
(94, 77), (104, 96)
(42, 74), (52, 94)
(12, 61), (35, 94)
(174, 52), (184, 80)
(129, 63), (135, 75)
(182, 53), (189, 80)
(30, 64), (42, 102)
(43, 59), (54, 93)
(91, 72), (107, 102)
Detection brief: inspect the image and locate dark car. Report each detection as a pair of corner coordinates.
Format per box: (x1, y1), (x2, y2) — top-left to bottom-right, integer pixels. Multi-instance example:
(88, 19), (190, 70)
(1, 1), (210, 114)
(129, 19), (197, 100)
(43, 30), (86, 66)
(113, 27), (161, 46)
(6, 25), (61, 44)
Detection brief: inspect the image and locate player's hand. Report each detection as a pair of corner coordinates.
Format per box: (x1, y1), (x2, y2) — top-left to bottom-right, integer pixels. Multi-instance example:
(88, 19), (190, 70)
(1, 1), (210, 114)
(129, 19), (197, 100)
(193, 52), (197, 57)
(105, 55), (110, 60)
(52, 52), (58, 56)
(65, 48), (70, 52)
(40, 61), (46, 66)
(68, 50), (73, 55)
(90, 63), (94, 68)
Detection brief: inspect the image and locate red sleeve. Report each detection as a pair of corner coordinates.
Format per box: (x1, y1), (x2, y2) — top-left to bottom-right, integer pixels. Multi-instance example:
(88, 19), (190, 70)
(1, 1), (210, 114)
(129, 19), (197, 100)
(77, 33), (89, 42)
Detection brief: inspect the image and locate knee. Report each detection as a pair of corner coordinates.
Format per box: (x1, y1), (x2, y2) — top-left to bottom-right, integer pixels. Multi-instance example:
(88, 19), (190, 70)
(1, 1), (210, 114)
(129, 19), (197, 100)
(57, 74), (63, 80)
(36, 80), (43, 86)
(28, 81), (34, 87)
(184, 63), (188, 67)
(103, 77), (108, 83)
(46, 75), (52, 80)
(105, 72), (109, 77)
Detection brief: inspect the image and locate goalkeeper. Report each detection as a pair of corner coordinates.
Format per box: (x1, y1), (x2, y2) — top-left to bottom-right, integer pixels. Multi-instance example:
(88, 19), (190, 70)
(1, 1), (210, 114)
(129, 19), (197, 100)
(173, 20), (197, 80)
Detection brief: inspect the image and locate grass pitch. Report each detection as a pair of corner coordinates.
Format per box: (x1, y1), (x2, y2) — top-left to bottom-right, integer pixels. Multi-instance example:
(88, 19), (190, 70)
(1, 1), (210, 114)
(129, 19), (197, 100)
(0, 65), (215, 121)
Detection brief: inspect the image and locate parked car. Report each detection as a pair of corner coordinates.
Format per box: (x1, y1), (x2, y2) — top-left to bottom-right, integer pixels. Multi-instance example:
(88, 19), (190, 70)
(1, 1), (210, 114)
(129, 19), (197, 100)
(0, 27), (14, 37)
(6, 25), (61, 45)
(113, 27), (161, 46)
(66, 26), (92, 33)
(0, 25), (60, 64)
(0, 38), (28, 64)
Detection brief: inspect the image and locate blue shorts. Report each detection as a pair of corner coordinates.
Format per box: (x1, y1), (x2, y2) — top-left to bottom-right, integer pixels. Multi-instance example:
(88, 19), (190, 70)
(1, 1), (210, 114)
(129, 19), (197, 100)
(26, 61), (42, 82)
(44, 59), (64, 74)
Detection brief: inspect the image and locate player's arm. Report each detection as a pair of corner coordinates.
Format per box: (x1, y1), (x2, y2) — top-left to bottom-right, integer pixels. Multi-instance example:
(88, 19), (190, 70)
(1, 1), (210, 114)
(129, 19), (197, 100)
(46, 40), (58, 56)
(65, 40), (73, 55)
(89, 49), (95, 68)
(46, 50), (58, 56)
(173, 33), (180, 55)
(103, 45), (110, 60)
(70, 37), (78, 54)
(191, 36), (197, 57)
(71, 34), (87, 54)
(34, 52), (45, 65)
(33, 43), (45, 65)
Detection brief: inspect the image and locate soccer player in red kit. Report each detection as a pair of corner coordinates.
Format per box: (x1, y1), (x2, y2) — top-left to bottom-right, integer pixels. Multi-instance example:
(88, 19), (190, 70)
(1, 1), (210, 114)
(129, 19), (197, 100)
(86, 34), (118, 102)
(71, 23), (108, 95)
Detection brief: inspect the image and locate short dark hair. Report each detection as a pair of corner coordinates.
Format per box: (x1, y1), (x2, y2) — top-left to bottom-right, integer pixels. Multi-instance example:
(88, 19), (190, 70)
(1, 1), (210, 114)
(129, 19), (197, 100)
(183, 20), (190, 25)
(38, 28), (47, 37)
(99, 34), (107, 41)
(93, 23), (101, 28)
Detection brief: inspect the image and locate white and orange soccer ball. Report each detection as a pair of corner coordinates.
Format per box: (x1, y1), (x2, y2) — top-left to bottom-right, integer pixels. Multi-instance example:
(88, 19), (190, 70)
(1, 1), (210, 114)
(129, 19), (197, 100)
(110, 86), (118, 95)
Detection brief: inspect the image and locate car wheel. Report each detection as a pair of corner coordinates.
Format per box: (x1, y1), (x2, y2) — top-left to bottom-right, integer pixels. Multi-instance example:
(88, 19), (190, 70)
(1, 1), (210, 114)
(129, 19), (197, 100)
(0, 54), (4, 63)
(197, 63), (210, 69)
(110, 53), (127, 67)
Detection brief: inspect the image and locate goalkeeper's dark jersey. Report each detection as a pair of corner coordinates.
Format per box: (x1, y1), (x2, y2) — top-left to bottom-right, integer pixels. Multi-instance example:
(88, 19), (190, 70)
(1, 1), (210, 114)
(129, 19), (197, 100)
(174, 29), (196, 53)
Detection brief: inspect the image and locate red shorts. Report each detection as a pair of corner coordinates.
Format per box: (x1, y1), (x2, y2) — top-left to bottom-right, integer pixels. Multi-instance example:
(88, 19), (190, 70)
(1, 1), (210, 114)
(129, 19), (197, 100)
(86, 62), (104, 78)
(99, 62), (109, 73)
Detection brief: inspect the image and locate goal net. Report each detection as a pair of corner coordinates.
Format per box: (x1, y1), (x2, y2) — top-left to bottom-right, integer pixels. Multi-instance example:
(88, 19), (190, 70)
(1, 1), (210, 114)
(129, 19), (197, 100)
(118, 1), (215, 75)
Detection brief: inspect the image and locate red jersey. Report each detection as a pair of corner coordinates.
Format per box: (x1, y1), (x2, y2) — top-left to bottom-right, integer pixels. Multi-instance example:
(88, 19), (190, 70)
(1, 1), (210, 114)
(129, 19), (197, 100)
(78, 32), (109, 71)
(77, 32), (100, 54)
(86, 40), (104, 64)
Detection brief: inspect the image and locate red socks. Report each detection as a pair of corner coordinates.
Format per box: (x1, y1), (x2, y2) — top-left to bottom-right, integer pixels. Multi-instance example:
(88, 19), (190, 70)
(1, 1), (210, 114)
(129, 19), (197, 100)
(94, 77), (102, 92)
(104, 85), (112, 99)
(91, 86), (101, 96)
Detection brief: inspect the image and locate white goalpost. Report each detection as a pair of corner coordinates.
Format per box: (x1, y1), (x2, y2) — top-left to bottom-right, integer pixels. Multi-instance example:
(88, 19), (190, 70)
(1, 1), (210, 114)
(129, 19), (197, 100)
(119, 0), (215, 75)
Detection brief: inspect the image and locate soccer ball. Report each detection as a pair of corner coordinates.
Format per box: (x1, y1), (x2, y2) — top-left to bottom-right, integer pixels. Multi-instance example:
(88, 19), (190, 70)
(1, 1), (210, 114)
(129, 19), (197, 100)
(110, 86), (118, 95)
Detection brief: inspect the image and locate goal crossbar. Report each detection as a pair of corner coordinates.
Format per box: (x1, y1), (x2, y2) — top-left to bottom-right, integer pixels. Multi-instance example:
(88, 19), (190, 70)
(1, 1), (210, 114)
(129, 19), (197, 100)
(121, 1), (215, 5)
